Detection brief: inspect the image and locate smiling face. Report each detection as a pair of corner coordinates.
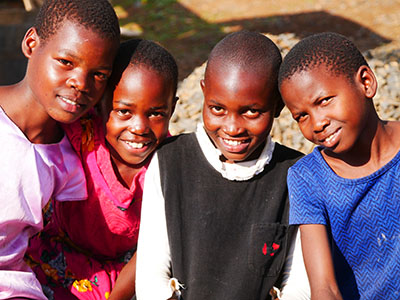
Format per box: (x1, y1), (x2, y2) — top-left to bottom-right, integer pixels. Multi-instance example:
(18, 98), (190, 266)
(201, 64), (279, 163)
(280, 64), (377, 155)
(24, 20), (118, 124)
(105, 65), (175, 169)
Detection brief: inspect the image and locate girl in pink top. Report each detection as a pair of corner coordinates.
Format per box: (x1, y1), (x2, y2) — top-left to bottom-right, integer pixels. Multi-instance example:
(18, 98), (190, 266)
(0, 0), (119, 298)
(26, 39), (178, 300)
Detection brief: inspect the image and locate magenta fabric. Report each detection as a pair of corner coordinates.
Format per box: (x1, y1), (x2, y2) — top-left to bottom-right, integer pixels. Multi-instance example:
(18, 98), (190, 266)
(26, 113), (148, 299)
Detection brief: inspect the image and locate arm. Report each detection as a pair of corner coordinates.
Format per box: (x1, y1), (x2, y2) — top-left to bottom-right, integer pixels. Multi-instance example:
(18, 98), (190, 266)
(108, 252), (136, 300)
(285, 167), (341, 300)
(301, 224), (342, 300)
(278, 227), (311, 300)
(135, 153), (173, 299)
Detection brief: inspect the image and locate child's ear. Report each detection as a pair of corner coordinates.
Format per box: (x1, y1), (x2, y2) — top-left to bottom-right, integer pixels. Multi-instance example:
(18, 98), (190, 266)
(200, 79), (206, 93)
(356, 65), (377, 99)
(21, 27), (40, 59)
(169, 96), (179, 117)
(274, 91), (285, 118)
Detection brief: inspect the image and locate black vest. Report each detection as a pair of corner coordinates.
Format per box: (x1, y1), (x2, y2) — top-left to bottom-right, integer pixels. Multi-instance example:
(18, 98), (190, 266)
(158, 133), (302, 300)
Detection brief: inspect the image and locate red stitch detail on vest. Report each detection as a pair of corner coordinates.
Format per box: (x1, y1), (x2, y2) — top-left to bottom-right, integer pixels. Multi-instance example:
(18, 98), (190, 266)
(262, 243), (267, 255)
(272, 243), (280, 251)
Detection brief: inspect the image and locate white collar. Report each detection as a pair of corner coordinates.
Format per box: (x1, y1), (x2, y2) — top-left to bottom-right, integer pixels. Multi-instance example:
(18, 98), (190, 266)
(195, 123), (275, 181)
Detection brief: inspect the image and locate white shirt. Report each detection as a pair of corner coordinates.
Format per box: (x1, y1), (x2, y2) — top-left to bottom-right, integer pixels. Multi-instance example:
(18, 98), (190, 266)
(136, 125), (310, 299)
(0, 108), (87, 300)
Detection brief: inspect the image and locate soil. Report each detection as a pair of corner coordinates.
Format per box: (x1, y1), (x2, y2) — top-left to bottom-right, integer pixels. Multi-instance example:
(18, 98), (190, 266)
(1, 0), (400, 80)
(115, 0), (400, 80)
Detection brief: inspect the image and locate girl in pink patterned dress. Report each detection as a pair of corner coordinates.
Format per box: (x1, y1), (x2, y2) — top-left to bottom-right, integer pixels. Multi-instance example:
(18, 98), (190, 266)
(26, 39), (178, 300)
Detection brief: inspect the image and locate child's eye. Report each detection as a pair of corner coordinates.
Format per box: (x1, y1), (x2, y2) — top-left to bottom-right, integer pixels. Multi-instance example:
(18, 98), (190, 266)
(58, 59), (72, 66)
(319, 96), (332, 105)
(210, 106), (225, 115)
(149, 111), (167, 119)
(294, 113), (308, 123)
(116, 109), (130, 116)
(94, 72), (108, 81)
(243, 109), (260, 118)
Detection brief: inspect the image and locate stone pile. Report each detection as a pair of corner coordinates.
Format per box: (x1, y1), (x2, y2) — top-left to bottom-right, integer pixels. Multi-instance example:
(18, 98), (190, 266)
(170, 33), (400, 153)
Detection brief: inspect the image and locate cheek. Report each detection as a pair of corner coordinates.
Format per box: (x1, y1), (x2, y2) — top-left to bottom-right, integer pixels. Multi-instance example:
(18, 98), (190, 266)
(151, 122), (169, 141)
(298, 123), (315, 142)
(105, 116), (123, 138)
(250, 115), (274, 137)
(35, 63), (61, 93)
(202, 112), (220, 133)
(88, 82), (107, 105)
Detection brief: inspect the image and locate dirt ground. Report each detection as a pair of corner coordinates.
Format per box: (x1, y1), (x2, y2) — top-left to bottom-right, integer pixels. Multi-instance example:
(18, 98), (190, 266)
(2, 0), (400, 80)
(112, 0), (400, 79)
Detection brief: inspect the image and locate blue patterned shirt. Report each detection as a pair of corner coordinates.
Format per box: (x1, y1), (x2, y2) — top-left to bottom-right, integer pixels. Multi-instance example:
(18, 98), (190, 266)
(288, 147), (400, 299)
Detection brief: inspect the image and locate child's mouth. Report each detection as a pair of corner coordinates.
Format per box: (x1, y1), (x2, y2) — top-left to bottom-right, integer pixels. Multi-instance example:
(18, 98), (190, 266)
(124, 141), (147, 149)
(58, 95), (82, 113)
(220, 137), (250, 152)
(123, 140), (152, 152)
(322, 128), (341, 148)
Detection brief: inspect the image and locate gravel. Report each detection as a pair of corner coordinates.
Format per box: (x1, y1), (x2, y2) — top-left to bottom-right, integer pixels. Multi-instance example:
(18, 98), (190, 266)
(169, 33), (400, 153)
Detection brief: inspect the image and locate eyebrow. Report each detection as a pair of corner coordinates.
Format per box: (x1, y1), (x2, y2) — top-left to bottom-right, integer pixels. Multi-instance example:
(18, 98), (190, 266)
(58, 50), (113, 70)
(114, 100), (134, 107)
(150, 105), (169, 110)
(114, 101), (169, 110)
(207, 99), (224, 106)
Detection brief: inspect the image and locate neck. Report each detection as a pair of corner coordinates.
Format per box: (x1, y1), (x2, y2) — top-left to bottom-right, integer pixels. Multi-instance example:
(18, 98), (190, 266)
(109, 151), (149, 189)
(0, 81), (63, 144)
(323, 110), (400, 178)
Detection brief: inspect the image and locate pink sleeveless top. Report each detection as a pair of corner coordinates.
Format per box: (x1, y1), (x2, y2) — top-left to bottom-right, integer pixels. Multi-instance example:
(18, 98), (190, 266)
(56, 113), (148, 259)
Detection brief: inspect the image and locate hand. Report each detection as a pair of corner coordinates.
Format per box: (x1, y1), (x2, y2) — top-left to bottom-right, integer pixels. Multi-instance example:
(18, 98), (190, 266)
(166, 291), (181, 300)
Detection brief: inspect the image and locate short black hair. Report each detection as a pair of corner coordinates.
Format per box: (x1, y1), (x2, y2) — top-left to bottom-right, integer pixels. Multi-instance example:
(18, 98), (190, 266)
(278, 32), (368, 86)
(110, 39), (178, 97)
(34, 0), (120, 43)
(206, 30), (282, 81)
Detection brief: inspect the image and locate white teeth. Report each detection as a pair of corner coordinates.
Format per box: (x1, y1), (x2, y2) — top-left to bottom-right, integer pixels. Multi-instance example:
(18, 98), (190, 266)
(60, 96), (78, 106)
(125, 141), (145, 149)
(325, 133), (335, 143)
(223, 139), (242, 146)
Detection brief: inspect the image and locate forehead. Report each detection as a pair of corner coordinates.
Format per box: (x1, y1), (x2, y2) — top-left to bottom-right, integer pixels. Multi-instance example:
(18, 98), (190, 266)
(113, 65), (172, 103)
(280, 65), (350, 106)
(40, 19), (118, 56)
(204, 63), (276, 103)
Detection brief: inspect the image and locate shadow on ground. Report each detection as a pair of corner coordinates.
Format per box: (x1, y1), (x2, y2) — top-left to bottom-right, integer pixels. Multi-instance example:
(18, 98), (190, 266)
(0, 0), (391, 84)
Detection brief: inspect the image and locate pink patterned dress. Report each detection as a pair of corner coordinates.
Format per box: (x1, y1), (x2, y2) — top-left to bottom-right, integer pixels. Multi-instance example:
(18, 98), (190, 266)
(26, 113), (148, 300)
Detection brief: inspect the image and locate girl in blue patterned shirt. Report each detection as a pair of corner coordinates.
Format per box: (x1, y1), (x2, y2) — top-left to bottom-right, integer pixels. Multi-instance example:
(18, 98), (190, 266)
(278, 32), (400, 299)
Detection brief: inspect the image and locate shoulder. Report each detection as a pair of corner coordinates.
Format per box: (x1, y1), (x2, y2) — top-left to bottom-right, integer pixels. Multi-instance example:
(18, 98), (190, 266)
(157, 133), (196, 156)
(0, 85), (17, 108)
(387, 121), (400, 148)
(289, 147), (321, 171)
(62, 111), (103, 155)
(270, 143), (304, 171)
(273, 143), (304, 161)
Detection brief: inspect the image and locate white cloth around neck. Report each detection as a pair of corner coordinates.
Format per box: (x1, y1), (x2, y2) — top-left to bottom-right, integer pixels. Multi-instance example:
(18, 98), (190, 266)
(195, 123), (275, 181)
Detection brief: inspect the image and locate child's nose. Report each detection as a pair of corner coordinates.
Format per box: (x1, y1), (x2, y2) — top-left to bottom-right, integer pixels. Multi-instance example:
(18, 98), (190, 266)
(128, 115), (148, 135)
(223, 114), (244, 136)
(312, 113), (329, 133)
(67, 70), (90, 93)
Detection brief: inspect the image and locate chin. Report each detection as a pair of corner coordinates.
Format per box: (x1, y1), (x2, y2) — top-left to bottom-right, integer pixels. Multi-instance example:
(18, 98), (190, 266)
(223, 154), (247, 163)
(127, 155), (151, 167)
(51, 112), (81, 124)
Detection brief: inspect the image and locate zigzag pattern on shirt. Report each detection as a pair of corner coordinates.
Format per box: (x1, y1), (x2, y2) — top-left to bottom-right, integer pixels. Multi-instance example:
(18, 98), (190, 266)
(288, 148), (400, 299)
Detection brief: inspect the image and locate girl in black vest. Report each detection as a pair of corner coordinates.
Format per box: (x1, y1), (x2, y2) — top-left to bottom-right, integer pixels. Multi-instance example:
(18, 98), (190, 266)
(136, 31), (311, 300)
